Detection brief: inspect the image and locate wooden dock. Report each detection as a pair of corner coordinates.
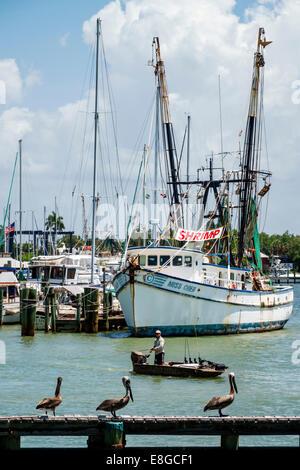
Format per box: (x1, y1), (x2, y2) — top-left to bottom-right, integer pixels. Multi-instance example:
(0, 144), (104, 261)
(0, 415), (299, 450)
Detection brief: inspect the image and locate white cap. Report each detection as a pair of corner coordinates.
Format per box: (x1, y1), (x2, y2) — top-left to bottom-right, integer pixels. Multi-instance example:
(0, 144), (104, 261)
(155, 330), (161, 334)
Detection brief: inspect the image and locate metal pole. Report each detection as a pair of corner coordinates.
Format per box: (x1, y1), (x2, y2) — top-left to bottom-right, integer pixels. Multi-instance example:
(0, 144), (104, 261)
(186, 114), (191, 204)
(43, 206), (46, 255)
(19, 139), (22, 271)
(142, 144), (147, 246)
(91, 18), (100, 284)
(218, 75), (224, 179)
(3, 208), (6, 252)
(153, 85), (160, 241)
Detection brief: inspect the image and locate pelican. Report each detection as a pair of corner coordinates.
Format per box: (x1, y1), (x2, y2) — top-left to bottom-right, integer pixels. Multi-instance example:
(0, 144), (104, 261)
(36, 377), (63, 416)
(96, 376), (133, 418)
(203, 372), (238, 417)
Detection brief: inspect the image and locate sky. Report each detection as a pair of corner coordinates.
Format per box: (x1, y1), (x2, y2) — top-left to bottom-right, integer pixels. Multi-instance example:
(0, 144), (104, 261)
(0, 0), (300, 240)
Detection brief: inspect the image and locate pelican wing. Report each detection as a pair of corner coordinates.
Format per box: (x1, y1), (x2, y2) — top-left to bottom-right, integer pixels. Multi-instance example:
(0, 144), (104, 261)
(204, 394), (232, 411)
(36, 397), (62, 410)
(96, 398), (121, 411)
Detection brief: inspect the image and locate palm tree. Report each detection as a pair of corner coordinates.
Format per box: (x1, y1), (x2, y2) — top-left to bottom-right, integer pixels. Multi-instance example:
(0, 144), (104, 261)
(45, 212), (65, 253)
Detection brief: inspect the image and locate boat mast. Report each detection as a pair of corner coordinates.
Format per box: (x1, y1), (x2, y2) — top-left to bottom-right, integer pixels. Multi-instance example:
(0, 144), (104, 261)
(186, 114), (191, 205)
(19, 139), (22, 271)
(152, 37), (181, 225)
(237, 28), (271, 267)
(91, 18), (100, 283)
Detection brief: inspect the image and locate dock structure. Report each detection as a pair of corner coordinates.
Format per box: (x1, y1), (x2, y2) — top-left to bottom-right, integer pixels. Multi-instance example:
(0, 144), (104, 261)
(0, 415), (299, 450)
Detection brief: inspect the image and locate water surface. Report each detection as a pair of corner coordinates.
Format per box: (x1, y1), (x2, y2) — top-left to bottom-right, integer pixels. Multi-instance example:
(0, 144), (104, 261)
(0, 285), (299, 447)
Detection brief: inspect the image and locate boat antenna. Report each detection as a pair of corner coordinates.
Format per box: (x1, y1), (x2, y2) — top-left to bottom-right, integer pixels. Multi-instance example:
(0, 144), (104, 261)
(218, 75), (224, 179)
(91, 18), (101, 284)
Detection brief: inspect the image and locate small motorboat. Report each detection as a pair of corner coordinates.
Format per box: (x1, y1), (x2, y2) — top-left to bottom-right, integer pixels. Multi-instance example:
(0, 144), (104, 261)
(130, 351), (227, 378)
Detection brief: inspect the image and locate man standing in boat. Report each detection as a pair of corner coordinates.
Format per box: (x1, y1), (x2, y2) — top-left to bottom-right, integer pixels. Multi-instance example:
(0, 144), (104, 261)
(150, 330), (165, 365)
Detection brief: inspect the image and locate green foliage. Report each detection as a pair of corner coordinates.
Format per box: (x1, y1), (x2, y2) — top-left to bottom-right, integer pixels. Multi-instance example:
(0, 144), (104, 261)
(259, 230), (300, 271)
(45, 211), (65, 231)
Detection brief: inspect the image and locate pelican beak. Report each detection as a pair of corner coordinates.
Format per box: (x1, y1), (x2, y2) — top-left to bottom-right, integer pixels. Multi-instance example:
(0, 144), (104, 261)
(129, 385), (134, 402)
(233, 376), (238, 394)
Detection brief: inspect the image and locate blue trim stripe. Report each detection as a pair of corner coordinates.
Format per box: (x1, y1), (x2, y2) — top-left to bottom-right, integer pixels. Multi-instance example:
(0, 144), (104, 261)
(129, 320), (288, 337)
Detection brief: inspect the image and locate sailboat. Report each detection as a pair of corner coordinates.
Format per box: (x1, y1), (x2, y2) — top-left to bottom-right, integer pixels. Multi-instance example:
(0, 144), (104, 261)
(113, 29), (294, 336)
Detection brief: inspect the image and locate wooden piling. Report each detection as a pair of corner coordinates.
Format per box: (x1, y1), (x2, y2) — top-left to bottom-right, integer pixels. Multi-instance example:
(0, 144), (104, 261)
(44, 293), (50, 333)
(102, 268), (108, 330)
(0, 289), (3, 326)
(49, 287), (56, 333)
(21, 287), (37, 336)
(84, 287), (99, 333)
(87, 421), (125, 449)
(221, 434), (239, 450)
(76, 293), (82, 332)
(0, 435), (20, 450)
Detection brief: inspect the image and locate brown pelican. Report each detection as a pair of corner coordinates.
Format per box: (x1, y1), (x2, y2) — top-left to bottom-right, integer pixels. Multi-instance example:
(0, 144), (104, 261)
(203, 372), (238, 417)
(36, 377), (63, 416)
(96, 376), (133, 418)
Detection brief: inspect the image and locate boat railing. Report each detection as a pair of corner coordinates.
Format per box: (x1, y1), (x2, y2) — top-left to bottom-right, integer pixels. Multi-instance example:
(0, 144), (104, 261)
(200, 274), (245, 290)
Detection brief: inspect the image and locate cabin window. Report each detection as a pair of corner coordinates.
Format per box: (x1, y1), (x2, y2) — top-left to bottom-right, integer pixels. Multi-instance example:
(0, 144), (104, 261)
(173, 256), (183, 266)
(148, 255), (158, 266)
(184, 256), (192, 267)
(230, 272), (235, 281)
(160, 255), (170, 266)
(51, 267), (64, 279)
(31, 267), (38, 279)
(139, 255), (146, 266)
(67, 268), (76, 279)
(43, 267), (50, 281)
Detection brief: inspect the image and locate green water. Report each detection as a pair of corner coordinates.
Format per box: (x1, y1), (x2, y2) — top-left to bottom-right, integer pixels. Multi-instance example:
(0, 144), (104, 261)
(0, 285), (299, 448)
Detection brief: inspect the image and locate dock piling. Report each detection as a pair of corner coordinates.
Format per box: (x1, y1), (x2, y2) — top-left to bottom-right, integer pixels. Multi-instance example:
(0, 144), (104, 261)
(84, 287), (99, 333)
(76, 293), (82, 332)
(21, 287), (37, 336)
(49, 287), (56, 333)
(221, 434), (239, 450)
(0, 435), (20, 450)
(0, 289), (3, 326)
(87, 422), (125, 449)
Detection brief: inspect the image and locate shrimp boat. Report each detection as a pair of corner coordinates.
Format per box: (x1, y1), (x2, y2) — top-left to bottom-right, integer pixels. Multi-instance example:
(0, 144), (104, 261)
(113, 30), (293, 336)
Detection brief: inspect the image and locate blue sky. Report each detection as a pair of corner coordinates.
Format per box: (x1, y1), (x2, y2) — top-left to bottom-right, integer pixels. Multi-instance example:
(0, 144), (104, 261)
(0, 0), (256, 112)
(0, 1), (109, 110)
(2, 0), (300, 236)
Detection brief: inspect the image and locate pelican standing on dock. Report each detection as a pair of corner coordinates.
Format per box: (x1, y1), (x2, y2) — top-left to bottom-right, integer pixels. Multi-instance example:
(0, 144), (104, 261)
(36, 377), (63, 416)
(96, 376), (134, 418)
(203, 372), (238, 417)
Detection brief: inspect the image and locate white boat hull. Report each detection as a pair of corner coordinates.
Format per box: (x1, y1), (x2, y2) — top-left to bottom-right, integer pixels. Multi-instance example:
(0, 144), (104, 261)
(113, 269), (293, 336)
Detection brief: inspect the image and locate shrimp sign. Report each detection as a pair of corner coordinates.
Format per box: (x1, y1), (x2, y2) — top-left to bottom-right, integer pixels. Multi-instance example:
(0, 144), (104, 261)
(175, 227), (224, 242)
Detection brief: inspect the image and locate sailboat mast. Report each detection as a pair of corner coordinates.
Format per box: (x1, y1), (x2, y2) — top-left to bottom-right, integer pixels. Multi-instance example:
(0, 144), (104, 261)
(91, 18), (100, 283)
(19, 139), (22, 271)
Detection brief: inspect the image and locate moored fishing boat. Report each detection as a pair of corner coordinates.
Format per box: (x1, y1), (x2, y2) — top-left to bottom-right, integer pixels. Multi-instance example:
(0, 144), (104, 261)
(113, 30), (293, 337)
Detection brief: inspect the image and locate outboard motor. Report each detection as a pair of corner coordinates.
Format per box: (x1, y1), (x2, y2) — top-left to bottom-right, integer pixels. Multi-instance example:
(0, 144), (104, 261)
(131, 351), (149, 365)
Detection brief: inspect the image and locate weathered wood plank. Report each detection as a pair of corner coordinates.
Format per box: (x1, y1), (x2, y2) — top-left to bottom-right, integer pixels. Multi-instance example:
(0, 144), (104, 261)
(0, 416), (299, 437)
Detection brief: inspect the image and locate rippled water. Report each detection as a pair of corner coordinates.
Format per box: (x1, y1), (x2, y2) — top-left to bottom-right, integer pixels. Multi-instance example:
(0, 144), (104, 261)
(0, 285), (299, 448)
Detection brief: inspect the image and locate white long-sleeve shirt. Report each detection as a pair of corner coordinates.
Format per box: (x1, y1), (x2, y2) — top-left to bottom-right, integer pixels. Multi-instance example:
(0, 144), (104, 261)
(153, 336), (165, 354)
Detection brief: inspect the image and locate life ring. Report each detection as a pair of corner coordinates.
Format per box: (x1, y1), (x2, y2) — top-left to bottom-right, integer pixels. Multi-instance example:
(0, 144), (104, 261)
(232, 283), (236, 289)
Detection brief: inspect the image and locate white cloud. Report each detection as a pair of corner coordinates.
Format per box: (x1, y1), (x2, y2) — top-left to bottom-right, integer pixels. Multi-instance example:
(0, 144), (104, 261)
(60, 32), (70, 47)
(1, 0), (300, 234)
(0, 59), (22, 103)
(25, 69), (42, 88)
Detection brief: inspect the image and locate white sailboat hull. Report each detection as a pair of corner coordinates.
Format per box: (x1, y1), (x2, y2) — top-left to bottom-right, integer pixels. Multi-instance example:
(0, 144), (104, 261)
(113, 269), (293, 336)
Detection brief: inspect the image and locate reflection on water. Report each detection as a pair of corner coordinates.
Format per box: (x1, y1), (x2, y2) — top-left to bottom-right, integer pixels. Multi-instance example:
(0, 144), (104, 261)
(0, 285), (299, 448)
